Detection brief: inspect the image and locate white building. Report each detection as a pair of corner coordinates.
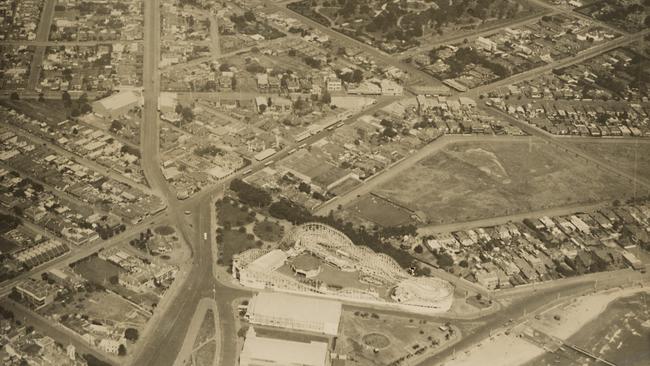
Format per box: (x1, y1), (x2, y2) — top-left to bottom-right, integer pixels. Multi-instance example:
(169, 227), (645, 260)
(380, 79), (403, 96)
(240, 327), (329, 366)
(325, 75), (341, 91)
(92, 90), (141, 118)
(475, 36), (498, 52)
(158, 92), (178, 114)
(246, 292), (342, 336)
(98, 339), (121, 355)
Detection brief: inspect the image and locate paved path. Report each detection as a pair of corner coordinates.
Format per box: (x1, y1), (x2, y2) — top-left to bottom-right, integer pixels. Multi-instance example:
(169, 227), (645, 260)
(417, 202), (610, 235)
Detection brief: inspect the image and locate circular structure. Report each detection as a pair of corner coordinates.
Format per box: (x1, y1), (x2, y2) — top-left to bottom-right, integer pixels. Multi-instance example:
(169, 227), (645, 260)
(362, 333), (390, 349)
(290, 253), (321, 278)
(154, 225), (175, 236)
(391, 277), (454, 310)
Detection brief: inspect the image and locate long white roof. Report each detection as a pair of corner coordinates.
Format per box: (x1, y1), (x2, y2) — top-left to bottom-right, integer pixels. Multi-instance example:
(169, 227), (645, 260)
(241, 331), (328, 366)
(248, 292), (342, 327)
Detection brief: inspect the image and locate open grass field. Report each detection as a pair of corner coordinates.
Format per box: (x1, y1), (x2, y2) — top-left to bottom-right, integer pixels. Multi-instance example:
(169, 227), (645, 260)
(348, 194), (415, 227)
(83, 291), (149, 326)
(154, 225), (176, 236)
(194, 340), (216, 366)
(0, 237), (18, 254)
(72, 256), (124, 284)
(0, 99), (68, 126)
(573, 141), (650, 184)
(217, 229), (258, 266)
(217, 198), (255, 228)
(194, 310), (216, 349)
(337, 311), (451, 366)
(252, 220), (284, 242)
(374, 140), (634, 225)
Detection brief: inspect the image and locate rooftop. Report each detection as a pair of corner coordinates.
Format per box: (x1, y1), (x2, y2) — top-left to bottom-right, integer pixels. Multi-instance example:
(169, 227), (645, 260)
(240, 328), (328, 366)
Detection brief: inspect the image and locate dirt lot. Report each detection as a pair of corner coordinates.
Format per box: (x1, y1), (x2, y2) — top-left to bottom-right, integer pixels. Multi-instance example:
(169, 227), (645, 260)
(349, 194), (415, 227)
(375, 139), (634, 225)
(336, 310), (453, 366)
(573, 140), (650, 183)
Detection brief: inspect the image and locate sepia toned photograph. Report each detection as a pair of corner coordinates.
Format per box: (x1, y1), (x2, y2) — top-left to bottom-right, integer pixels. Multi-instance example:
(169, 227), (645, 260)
(0, 0), (648, 365)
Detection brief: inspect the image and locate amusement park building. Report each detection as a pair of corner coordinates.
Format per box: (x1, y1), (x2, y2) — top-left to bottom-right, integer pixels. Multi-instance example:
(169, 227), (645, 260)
(240, 327), (329, 366)
(246, 292), (342, 336)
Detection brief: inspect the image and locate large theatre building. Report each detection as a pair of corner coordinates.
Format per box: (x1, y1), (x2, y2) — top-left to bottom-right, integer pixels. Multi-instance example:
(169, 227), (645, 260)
(246, 292), (342, 336)
(239, 327), (329, 366)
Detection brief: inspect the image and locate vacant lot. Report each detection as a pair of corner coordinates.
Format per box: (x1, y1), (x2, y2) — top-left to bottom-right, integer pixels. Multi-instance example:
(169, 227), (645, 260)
(573, 141), (650, 183)
(349, 194), (414, 227)
(337, 311), (452, 366)
(375, 140), (634, 225)
(72, 256), (124, 284)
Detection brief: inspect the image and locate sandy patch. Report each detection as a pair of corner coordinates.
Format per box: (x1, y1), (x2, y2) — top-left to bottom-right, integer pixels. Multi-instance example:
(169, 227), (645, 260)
(443, 332), (544, 366)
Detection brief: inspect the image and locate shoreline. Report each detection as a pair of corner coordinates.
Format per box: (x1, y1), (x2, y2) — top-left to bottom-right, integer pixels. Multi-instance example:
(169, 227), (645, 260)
(438, 286), (650, 366)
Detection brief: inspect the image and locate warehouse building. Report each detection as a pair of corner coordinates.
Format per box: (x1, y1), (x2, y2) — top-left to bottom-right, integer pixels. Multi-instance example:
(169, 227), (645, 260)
(92, 90), (141, 118)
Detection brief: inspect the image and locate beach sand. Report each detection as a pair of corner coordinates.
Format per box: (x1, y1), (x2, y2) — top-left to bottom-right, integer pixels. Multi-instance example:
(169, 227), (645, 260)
(441, 331), (545, 366)
(530, 287), (650, 340)
(441, 287), (650, 366)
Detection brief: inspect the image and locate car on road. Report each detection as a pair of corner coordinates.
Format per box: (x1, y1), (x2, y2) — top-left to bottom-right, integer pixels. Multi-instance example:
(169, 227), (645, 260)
(184, 210), (191, 215)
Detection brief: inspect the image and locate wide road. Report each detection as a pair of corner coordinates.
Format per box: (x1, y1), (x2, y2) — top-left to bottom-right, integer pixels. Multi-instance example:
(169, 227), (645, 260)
(399, 9), (554, 59)
(464, 28), (650, 99)
(322, 27), (650, 217)
(131, 1), (251, 365)
(27, 0), (56, 90)
(262, 0), (443, 88)
(0, 210), (166, 297)
(0, 40), (142, 46)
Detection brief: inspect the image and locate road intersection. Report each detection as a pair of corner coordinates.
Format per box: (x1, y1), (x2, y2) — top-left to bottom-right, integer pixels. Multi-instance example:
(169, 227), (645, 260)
(2, 1), (648, 365)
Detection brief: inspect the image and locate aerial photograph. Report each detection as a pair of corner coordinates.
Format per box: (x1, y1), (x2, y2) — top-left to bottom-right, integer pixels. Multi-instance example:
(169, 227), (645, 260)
(0, 0), (648, 365)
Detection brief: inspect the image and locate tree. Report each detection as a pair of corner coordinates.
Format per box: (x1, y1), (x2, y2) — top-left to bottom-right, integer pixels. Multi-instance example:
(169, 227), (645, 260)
(436, 251), (454, 268)
(414, 245), (423, 254)
(108, 275), (119, 285)
(118, 344), (127, 356)
(320, 91), (331, 104)
(298, 182), (311, 194)
(62, 91), (72, 108)
(10, 92), (19, 100)
(124, 328), (139, 342)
